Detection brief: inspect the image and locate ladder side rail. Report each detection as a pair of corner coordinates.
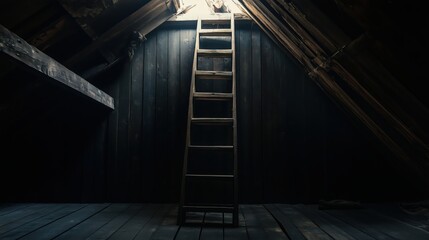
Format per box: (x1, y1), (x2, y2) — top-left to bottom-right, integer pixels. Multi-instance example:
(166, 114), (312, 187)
(178, 17), (202, 224)
(231, 13), (239, 227)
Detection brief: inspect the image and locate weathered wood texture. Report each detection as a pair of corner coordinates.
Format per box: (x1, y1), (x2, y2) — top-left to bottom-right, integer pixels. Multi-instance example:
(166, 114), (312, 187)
(239, 0), (429, 185)
(0, 24), (114, 109)
(0, 23), (423, 203)
(2, 203), (429, 240)
(65, 0), (177, 67)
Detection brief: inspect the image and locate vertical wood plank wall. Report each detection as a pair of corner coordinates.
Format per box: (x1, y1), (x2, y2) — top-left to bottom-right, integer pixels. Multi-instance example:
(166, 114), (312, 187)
(0, 22), (424, 203)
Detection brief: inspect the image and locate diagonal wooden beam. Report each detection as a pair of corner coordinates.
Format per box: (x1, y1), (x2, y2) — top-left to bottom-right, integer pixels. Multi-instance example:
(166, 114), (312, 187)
(57, 0), (118, 63)
(66, 0), (177, 67)
(0, 24), (114, 109)
(240, 0), (429, 184)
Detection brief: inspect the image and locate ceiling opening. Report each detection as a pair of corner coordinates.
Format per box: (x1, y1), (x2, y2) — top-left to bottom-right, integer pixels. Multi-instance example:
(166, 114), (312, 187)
(179, 0), (244, 17)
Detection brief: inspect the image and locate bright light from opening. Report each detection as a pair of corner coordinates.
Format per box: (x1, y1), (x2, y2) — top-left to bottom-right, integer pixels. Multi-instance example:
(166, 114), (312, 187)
(180, 0), (243, 17)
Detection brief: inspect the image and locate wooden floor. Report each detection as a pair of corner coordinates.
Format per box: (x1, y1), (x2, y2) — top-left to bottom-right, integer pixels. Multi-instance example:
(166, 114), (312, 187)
(0, 203), (429, 239)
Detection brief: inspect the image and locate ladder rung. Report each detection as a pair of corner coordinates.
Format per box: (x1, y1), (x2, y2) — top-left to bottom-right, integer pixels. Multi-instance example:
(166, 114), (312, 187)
(191, 118), (234, 124)
(200, 29), (232, 36)
(194, 92), (233, 100)
(189, 145), (233, 150)
(201, 18), (231, 25)
(196, 70), (232, 79)
(198, 49), (232, 58)
(183, 205), (234, 213)
(186, 174), (234, 178)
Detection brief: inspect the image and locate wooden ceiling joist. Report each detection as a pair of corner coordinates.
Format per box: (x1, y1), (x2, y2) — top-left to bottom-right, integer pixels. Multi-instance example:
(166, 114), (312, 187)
(66, 0), (177, 67)
(0, 24), (114, 109)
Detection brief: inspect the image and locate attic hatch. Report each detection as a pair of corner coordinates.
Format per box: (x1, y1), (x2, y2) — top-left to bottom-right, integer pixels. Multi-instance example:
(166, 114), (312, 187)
(178, 0), (244, 17)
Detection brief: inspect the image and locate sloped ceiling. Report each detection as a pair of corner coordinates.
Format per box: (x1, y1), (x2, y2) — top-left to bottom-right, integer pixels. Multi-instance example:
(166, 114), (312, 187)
(0, 0), (177, 136)
(2, 0), (429, 185)
(239, 0), (429, 184)
(0, 0), (177, 74)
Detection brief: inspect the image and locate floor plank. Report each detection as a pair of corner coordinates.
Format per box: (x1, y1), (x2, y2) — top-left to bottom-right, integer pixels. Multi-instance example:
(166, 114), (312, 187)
(294, 204), (358, 240)
(86, 204), (143, 240)
(0, 204), (86, 240)
(276, 204), (332, 240)
(0, 204), (45, 227)
(134, 204), (173, 240)
(175, 212), (204, 240)
(242, 205), (270, 240)
(54, 204), (129, 240)
(20, 204), (108, 240)
(200, 212), (224, 240)
(149, 205), (180, 240)
(0, 204), (31, 217)
(109, 204), (160, 240)
(0, 204), (63, 236)
(1, 203), (428, 240)
(304, 205), (375, 240)
(224, 209), (248, 240)
(242, 205), (288, 240)
(354, 209), (429, 240)
(325, 209), (397, 240)
(265, 204), (306, 240)
(370, 204), (429, 233)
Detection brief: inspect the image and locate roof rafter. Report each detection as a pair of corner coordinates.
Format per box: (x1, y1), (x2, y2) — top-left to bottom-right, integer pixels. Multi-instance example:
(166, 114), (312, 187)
(65, 0), (178, 67)
(240, 0), (429, 184)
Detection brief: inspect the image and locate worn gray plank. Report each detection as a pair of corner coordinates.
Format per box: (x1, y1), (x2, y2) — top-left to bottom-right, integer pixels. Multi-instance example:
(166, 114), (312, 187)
(294, 204), (358, 240)
(20, 204), (108, 240)
(353, 209), (429, 240)
(149, 206), (180, 240)
(134, 204), (173, 240)
(0, 204), (63, 236)
(276, 204), (332, 240)
(242, 205), (288, 240)
(370, 204), (429, 233)
(265, 204), (306, 240)
(87, 204), (143, 240)
(302, 205), (375, 240)
(175, 212), (204, 240)
(324, 209), (396, 240)
(0, 24), (114, 109)
(224, 210), (248, 240)
(0, 204), (31, 217)
(0, 204), (86, 240)
(200, 212), (224, 240)
(109, 204), (160, 240)
(54, 204), (129, 240)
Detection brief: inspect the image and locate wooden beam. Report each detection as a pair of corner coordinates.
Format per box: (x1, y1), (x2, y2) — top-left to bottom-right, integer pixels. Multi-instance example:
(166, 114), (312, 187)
(332, 39), (429, 142)
(283, 0), (351, 51)
(0, 24), (114, 109)
(241, 0), (315, 70)
(57, 0), (118, 63)
(81, 57), (124, 80)
(274, 0), (429, 149)
(239, 0), (429, 183)
(172, 0), (182, 12)
(310, 68), (428, 184)
(57, 0), (102, 40)
(66, 0), (176, 67)
(265, 0), (327, 57)
(28, 16), (75, 51)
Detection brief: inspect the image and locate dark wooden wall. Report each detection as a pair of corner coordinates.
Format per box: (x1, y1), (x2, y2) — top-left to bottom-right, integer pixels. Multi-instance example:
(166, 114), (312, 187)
(0, 21), (425, 203)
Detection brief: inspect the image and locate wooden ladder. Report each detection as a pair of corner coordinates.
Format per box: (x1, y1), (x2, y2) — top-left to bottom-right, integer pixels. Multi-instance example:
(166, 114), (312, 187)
(178, 14), (238, 227)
